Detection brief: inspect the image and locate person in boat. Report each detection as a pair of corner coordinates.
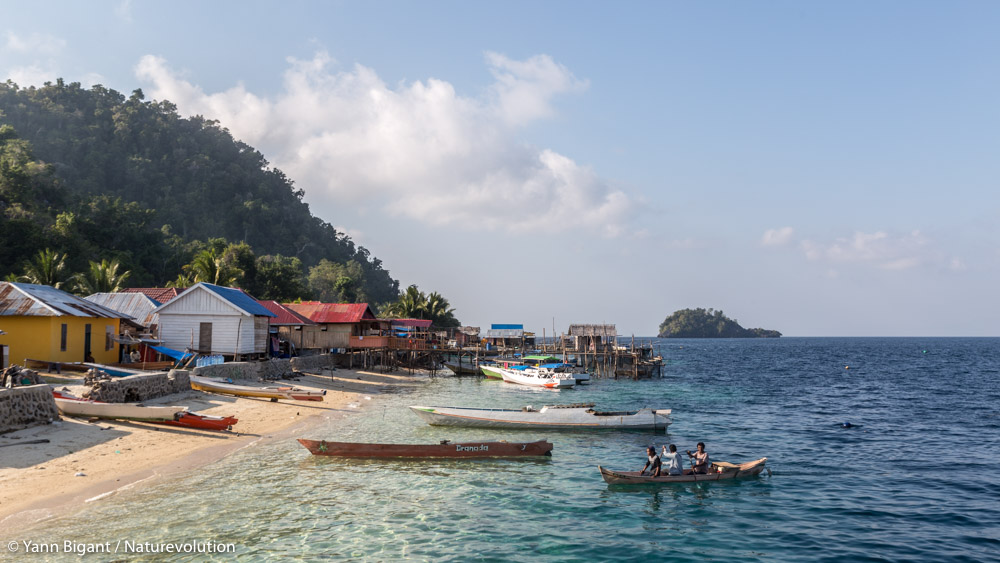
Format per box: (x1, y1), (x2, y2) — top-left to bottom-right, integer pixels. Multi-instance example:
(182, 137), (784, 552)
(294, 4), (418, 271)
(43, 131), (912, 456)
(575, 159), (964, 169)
(639, 446), (662, 477)
(686, 442), (710, 474)
(661, 444), (684, 476)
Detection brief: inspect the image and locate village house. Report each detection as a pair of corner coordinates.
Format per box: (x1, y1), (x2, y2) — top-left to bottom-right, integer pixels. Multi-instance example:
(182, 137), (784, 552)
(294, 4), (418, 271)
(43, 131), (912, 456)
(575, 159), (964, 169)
(484, 323), (535, 350)
(283, 302), (384, 351)
(563, 324), (618, 352)
(256, 299), (316, 357)
(84, 292), (163, 363)
(151, 282), (276, 360)
(0, 282), (127, 368)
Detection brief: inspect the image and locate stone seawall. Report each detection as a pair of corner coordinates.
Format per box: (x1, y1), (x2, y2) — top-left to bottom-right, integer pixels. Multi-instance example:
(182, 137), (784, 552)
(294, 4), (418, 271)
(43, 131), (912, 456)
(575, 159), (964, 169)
(0, 384), (60, 434)
(191, 355), (338, 381)
(85, 371), (191, 403)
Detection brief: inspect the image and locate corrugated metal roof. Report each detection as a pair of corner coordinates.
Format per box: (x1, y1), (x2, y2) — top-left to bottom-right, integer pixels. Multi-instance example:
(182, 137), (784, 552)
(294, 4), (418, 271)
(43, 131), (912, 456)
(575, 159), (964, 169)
(568, 324), (617, 337)
(121, 287), (182, 303)
(257, 300), (316, 325)
(486, 328), (524, 338)
(85, 292), (160, 326)
(0, 282), (127, 318)
(152, 283), (276, 317)
(285, 302), (377, 324)
(392, 318), (433, 328)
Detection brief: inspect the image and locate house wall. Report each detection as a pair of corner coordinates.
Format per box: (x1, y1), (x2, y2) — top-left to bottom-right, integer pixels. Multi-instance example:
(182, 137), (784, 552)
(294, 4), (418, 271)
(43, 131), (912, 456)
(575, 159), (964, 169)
(0, 316), (119, 365)
(158, 313), (260, 355)
(278, 325), (351, 350)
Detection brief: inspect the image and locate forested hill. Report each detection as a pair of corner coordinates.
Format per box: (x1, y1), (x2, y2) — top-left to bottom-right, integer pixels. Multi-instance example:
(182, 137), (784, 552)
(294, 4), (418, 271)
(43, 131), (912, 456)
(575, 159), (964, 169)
(658, 308), (782, 338)
(0, 79), (398, 303)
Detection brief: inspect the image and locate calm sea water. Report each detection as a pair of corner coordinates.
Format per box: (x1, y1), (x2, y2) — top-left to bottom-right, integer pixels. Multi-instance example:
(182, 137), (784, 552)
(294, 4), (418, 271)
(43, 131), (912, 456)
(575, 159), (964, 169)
(14, 338), (1000, 561)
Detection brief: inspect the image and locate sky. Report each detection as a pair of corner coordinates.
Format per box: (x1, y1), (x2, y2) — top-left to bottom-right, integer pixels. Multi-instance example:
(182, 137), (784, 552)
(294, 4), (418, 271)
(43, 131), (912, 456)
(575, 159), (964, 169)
(2, 1), (999, 336)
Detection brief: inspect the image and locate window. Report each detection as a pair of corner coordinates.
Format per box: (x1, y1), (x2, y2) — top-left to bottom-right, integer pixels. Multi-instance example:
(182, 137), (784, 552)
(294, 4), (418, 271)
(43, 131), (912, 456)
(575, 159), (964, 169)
(106, 325), (114, 351)
(60, 324), (67, 351)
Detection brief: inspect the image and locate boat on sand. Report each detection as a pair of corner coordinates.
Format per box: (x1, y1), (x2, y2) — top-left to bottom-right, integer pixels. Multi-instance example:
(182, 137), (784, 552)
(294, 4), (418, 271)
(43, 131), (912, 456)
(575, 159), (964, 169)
(190, 374), (325, 401)
(598, 457), (768, 484)
(52, 390), (238, 430)
(297, 438), (553, 458)
(410, 404), (671, 430)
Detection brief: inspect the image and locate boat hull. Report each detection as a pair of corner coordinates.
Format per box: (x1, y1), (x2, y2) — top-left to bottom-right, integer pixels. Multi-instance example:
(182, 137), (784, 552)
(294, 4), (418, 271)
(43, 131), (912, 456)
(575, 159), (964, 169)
(598, 458), (768, 484)
(297, 438), (553, 458)
(480, 365), (505, 379)
(153, 412), (238, 431)
(499, 368), (575, 388)
(410, 405), (671, 430)
(53, 392), (186, 422)
(190, 375), (325, 401)
(443, 361), (481, 375)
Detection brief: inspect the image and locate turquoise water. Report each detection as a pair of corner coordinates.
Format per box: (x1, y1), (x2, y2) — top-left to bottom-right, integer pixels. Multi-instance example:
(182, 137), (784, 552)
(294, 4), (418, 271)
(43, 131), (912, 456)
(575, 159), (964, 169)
(13, 338), (1000, 561)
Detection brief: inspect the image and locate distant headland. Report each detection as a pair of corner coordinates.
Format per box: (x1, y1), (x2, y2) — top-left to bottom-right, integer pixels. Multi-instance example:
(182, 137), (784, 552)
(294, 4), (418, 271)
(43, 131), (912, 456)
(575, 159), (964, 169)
(658, 308), (782, 338)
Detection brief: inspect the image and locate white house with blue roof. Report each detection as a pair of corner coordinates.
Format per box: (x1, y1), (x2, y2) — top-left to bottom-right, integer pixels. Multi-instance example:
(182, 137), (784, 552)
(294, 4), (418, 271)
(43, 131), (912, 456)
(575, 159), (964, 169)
(151, 282), (276, 359)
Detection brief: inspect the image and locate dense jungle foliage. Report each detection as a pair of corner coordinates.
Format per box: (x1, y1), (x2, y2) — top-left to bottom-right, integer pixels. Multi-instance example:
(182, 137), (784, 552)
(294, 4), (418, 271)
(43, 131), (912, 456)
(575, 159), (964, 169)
(658, 308), (781, 338)
(0, 79), (404, 308)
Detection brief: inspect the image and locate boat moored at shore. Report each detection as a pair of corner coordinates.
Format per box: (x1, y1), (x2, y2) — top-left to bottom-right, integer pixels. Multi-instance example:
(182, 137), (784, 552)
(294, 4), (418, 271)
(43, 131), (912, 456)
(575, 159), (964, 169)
(297, 438), (554, 458)
(190, 375), (325, 401)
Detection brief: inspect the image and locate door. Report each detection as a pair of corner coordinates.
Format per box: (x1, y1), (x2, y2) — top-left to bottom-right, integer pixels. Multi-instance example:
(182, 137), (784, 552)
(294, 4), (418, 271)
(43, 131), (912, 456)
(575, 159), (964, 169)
(84, 324), (92, 361)
(199, 322), (213, 353)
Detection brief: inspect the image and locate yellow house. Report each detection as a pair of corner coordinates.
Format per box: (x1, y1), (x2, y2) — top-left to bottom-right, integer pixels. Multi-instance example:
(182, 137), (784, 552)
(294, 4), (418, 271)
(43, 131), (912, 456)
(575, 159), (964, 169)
(0, 282), (125, 368)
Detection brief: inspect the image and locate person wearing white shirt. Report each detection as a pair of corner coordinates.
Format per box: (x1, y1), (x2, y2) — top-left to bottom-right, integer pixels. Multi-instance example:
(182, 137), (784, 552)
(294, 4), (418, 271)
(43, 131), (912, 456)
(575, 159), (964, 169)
(661, 444), (684, 476)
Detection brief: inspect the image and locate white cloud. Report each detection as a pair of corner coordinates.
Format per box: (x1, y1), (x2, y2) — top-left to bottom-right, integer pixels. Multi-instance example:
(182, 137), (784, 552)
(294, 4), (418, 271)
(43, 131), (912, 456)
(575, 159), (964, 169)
(6, 64), (58, 88)
(135, 51), (634, 237)
(4, 32), (65, 55)
(761, 226), (794, 246)
(798, 229), (958, 271)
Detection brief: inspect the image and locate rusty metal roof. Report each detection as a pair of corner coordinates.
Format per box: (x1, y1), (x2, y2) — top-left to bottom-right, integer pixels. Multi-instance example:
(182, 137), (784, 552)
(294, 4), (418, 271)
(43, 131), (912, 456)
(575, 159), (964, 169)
(284, 302), (378, 324)
(257, 300), (316, 326)
(85, 292), (160, 326)
(120, 287), (182, 303)
(568, 324), (617, 337)
(0, 282), (128, 318)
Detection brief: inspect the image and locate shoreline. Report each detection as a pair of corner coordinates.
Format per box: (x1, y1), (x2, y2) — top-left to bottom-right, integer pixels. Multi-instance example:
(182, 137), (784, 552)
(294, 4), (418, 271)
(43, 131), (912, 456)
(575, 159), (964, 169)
(0, 368), (426, 534)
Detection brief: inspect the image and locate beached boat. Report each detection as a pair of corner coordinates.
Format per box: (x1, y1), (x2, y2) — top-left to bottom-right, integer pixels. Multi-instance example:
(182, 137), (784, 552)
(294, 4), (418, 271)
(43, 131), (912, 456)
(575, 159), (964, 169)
(598, 458), (768, 484)
(52, 391), (187, 422)
(155, 412), (239, 431)
(297, 438), (553, 458)
(189, 374), (325, 401)
(409, 404), (672, 430)
(499, 365), (576, 388)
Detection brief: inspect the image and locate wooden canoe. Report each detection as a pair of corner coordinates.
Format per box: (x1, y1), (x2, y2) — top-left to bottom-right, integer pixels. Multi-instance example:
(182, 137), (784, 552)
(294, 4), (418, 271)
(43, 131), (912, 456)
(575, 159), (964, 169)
(52, 391), (187, 422)
(599, 457), (768, 484)
(190, 375), (325, 401)
(154, 412), (239, 431)
(297, 438), (554, 458)
(410, 404), (672, 430)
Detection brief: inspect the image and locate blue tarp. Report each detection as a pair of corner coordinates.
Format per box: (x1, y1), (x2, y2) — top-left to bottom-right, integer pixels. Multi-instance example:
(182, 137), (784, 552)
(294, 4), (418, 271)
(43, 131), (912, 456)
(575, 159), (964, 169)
(541, 363), (572, 369)
(149, 345), (193, 362)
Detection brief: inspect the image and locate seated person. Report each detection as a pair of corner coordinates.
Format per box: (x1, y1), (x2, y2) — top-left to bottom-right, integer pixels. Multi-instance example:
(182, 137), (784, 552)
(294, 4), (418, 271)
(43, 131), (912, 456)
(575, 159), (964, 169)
(639, 446), (662, 477)
(686, 442), (710, 474)
(661, 444), (684, 476)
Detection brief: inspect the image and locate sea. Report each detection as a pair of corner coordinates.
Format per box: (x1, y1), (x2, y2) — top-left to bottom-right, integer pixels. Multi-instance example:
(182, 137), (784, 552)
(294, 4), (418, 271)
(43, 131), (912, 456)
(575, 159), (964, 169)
(13, 337), (1000, 562)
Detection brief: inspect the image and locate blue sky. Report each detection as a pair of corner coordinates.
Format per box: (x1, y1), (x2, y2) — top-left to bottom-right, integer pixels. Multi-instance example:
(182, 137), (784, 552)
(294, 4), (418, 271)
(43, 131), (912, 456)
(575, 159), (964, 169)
(3, 1), (999, 336)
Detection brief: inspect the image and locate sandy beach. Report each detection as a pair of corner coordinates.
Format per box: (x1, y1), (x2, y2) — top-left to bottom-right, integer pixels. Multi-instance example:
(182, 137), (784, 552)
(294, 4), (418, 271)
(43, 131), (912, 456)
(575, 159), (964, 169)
(0, 367), (426, 533)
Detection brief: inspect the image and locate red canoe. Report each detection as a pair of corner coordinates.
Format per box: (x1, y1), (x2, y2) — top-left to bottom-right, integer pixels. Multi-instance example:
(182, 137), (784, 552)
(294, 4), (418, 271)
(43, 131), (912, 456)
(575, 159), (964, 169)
(154, 412), (239, 431)
(297, 438), (553, 458)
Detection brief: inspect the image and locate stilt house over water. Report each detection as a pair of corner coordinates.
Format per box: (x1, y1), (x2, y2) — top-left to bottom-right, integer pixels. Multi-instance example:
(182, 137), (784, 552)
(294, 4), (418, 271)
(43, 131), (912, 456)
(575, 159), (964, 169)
(151, 282), (276, 360)
(564, 324), (618, 352)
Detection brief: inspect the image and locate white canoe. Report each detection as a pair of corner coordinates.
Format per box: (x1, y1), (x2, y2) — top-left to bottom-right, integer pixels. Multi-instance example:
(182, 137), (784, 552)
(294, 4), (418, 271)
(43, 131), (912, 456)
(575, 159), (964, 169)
(410, 404), (672, 430)
(53, 391), (186, 422)
(499, 366), (576, 388)
(190, 375), (325, 401)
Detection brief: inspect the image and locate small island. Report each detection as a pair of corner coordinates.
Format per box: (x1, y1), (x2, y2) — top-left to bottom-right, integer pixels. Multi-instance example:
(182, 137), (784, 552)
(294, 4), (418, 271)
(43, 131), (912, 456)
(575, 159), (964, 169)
(658, 308), (782, 338)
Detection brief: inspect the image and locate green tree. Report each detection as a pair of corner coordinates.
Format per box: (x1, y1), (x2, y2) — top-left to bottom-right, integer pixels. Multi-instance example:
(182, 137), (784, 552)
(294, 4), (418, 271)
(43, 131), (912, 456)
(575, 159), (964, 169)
(307, 259), (367, 303)
(74, 258), (132, 294)
(19, 248), (74, 289)
(253, 254), (307, 301)
(184, 247), (242, 286)
(381, 285), (460, 327)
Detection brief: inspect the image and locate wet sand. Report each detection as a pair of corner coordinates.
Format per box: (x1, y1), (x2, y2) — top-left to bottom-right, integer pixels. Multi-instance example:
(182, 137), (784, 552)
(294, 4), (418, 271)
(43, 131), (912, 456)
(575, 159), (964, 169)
(0, 368), (426, 533)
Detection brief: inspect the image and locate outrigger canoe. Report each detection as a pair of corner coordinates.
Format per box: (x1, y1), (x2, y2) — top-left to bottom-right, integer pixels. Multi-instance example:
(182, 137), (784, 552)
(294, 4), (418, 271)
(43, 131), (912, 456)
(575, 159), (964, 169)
(410, 404), (672, 430)
(52, 391), (237, 430)
(297, 438), (554, 458)
(598, 457), (768, 484)
(190, 375), (325, 401)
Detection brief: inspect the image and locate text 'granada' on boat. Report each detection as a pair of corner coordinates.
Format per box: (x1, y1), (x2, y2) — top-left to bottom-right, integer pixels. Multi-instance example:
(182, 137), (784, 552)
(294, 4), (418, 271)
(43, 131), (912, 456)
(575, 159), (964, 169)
(189, 374), (326, 401)
(297, 438), (554, 458)
(598, 457), (768, 484)
(409, 404), (672, 430)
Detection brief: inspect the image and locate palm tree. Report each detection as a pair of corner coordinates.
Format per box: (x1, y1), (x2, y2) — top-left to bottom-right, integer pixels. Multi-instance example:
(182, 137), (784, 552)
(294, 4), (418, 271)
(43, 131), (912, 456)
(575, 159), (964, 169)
(165, 272), (192, 289)
(19, 249), (72, 289)
(74, 259), (131, 295)
(184, 248), (242, 287)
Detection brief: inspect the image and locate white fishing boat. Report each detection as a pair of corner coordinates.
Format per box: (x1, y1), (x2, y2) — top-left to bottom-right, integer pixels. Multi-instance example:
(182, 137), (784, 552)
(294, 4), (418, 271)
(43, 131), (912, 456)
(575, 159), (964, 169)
(522, 356), (590, 385)
(190, 374), (325, 401)
(53, 391), (187, 422)
(533, 362), (590, 385)
(409, 404), (672, 430)
(499, 365), (576, 389)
